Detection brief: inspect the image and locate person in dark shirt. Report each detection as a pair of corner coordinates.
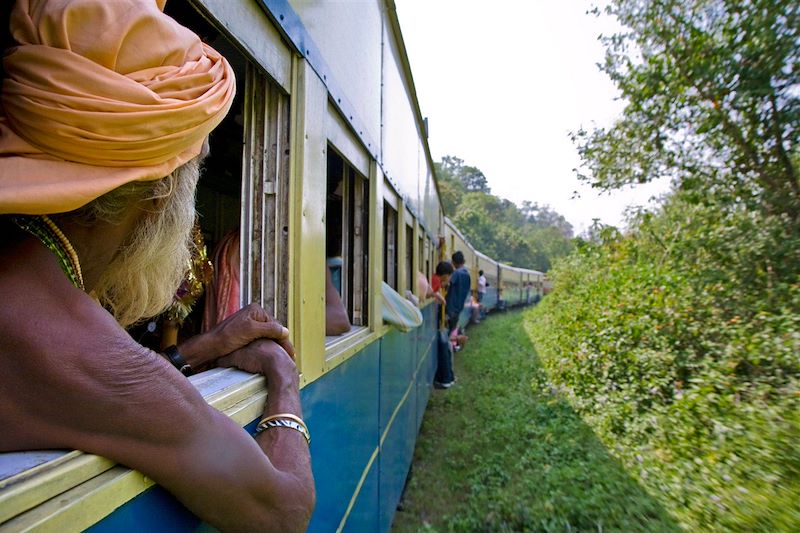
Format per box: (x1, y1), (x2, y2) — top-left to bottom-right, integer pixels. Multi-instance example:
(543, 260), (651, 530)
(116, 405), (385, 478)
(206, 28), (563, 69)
(445, 250), (472, 334)
(433, 261), (455, 388)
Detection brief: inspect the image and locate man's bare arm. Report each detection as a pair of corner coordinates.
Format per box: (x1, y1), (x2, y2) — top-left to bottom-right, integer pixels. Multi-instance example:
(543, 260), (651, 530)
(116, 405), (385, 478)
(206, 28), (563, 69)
(0, 273), (313, 531)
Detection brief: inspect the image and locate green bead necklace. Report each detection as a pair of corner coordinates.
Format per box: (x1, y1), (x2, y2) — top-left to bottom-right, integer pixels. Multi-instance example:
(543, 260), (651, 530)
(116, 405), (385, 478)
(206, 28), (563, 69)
(11, 215), (85, 291)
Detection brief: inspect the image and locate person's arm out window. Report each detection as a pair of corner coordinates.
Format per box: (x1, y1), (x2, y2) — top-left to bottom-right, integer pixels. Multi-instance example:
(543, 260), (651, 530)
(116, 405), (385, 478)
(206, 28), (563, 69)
(0, 293), (314, 532)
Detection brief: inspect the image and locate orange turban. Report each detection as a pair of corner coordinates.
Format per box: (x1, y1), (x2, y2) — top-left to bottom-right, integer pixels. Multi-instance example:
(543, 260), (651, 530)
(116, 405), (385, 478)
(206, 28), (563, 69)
(0, 0), (235, 214)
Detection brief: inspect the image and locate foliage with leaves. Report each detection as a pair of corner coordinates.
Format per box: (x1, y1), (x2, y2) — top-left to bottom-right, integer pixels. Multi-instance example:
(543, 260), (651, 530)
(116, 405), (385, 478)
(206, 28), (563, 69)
(527, 193), (800, 530)
(573, 0), (800, 221)
(528, 1), (800, 528)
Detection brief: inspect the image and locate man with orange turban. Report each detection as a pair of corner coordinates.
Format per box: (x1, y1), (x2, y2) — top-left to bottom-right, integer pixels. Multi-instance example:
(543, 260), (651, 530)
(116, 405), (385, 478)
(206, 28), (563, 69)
(0, 1), (314, 530)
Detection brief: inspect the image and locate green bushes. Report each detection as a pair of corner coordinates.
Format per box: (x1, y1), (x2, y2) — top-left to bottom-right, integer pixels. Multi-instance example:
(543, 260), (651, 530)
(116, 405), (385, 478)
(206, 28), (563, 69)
(527, 196), (800, 530)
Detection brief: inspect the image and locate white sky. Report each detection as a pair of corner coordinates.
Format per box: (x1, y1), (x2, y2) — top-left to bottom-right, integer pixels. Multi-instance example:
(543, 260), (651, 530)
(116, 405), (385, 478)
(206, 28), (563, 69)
(394, 0), (671, 234)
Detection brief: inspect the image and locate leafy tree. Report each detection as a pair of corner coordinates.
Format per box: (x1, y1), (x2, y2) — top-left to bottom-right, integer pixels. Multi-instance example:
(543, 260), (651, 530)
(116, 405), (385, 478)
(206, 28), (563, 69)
(436, 155), (490, 197)
(573, 0), (800, 221)
(436, 174), (465, 215)
(460, 166), (490, 193)
(435, 156), (574, 271)
(434, 156), (465, 214)
(521, 201), (574, 237)
(526, 225), (578, 271)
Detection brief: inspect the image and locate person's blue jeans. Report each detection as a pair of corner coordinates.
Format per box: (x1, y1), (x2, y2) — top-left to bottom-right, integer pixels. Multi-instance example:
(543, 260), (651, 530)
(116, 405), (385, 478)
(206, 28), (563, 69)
(435, 329), (455, 384)
(436, 305), (455, 384)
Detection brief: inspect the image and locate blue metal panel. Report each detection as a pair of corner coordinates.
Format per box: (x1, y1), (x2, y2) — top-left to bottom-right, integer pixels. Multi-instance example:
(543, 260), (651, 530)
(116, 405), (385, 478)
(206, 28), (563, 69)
(378, 329), (414, 431)
(304, 341), (381, 532)
(415, 340), (433, 432)
(342, 452), (379, 533)
(377, 328), (419, 532)
(378, 396), (416, 532)
(86, 486), (201, 533)
(416, 306), (436, 432)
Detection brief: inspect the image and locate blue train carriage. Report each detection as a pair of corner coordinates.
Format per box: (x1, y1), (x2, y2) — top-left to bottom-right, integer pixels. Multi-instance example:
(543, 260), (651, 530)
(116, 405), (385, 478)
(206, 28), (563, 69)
(498, 264), (542, 309)
(441, 217), (543, 316)
(0, 0), (445, 531)
(475, 250), (501, 312)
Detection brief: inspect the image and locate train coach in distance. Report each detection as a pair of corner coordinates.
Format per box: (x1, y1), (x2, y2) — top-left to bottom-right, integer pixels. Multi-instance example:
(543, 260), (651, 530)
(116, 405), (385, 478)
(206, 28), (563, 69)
(0, 0), (314, 531)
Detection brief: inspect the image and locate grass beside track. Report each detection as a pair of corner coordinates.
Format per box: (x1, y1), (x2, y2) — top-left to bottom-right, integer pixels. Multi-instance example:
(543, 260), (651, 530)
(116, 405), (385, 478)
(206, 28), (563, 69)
(392, 308), (679, 532)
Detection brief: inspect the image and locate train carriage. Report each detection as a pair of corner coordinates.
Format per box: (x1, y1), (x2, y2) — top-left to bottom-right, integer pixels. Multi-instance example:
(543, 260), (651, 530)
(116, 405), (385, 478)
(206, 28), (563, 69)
(500, 265), (520, 307)
(475, 251), (500, 311)
(0, 1), (542, 531)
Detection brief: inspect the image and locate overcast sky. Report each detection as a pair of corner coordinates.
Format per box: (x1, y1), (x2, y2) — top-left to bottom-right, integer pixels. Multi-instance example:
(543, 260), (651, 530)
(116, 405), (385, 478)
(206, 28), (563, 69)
(394, 0), (670, 234)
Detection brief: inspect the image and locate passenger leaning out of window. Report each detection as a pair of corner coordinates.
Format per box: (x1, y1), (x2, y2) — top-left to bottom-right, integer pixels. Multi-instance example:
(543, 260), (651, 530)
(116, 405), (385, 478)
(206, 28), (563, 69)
(417, 270), (446, 306)
(0, 1), (313, 530)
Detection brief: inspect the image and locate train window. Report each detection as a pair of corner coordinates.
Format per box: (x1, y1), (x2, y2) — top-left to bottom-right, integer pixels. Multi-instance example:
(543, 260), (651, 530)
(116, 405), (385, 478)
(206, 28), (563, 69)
(383, 202), (398, 290)
(429, 239), (435, 280)
(326, 147), (370, 337)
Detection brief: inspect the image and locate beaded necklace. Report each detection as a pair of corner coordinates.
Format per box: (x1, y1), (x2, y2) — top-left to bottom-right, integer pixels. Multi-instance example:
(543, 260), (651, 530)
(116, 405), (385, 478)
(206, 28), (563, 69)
(11, 215), (85, 291)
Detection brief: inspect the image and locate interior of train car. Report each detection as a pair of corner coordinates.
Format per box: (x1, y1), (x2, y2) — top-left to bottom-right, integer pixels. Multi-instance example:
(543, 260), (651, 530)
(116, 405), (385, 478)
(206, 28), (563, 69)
(384, 198), (399, 290)
(325, 147), (370, 340)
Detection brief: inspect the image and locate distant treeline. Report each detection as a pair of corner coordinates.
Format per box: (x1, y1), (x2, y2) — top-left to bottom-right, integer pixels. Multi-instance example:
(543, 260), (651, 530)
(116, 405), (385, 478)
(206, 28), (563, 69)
(436, 155), (573, 272)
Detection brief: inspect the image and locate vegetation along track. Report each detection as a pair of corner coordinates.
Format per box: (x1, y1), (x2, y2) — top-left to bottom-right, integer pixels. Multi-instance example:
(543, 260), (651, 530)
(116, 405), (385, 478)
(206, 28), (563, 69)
(393, 308), (678, 532)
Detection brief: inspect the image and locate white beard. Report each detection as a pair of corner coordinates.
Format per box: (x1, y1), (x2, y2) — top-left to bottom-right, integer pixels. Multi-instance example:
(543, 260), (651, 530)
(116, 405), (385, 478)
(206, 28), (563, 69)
(94, 159), (201, 328)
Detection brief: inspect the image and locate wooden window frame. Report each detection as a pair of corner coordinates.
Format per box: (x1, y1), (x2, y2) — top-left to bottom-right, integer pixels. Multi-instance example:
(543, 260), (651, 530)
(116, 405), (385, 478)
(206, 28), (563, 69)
(242, 64), (291, 324)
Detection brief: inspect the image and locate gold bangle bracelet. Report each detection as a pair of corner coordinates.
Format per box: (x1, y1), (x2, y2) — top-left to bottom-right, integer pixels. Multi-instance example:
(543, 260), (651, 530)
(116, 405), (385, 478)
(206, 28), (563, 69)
(256, 413), (310, 445)
(259, 413), (308, 432)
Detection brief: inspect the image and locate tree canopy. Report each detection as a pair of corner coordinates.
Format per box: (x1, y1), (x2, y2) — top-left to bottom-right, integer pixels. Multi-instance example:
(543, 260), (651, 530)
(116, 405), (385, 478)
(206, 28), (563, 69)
(573, 0), (799, 221)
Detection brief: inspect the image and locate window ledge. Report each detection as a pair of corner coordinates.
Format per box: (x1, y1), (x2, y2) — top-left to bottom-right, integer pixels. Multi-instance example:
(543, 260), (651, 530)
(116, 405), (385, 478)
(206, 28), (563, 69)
(323, 325), (382, 372)
(0, 367), (268, 529)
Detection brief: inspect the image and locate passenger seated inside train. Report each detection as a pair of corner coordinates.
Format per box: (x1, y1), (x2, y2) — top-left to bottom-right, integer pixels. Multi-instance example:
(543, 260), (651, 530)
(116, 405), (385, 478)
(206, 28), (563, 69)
(325, 260), (351, 335)
(181, 228), (350, 338)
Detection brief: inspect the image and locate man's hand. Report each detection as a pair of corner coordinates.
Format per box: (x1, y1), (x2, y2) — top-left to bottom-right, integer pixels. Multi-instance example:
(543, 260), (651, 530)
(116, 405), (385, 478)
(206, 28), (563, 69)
(208, 304), (294, 358)
(216, 338), (296, 378)
(178, 304), (295, 367)
(434, 293), (446, 305)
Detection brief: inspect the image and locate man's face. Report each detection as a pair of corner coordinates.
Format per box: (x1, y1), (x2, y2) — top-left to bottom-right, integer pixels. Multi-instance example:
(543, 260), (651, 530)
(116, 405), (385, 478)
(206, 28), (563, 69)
(93, 159), (200, 327)
(440, 273), (451, 286)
